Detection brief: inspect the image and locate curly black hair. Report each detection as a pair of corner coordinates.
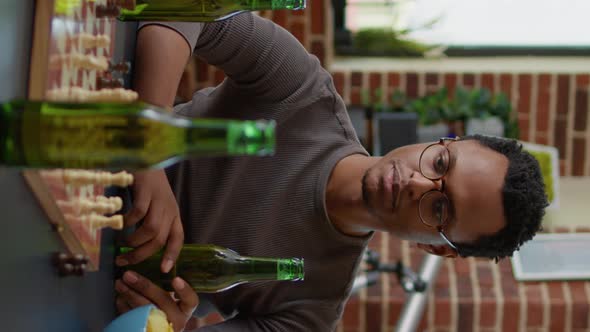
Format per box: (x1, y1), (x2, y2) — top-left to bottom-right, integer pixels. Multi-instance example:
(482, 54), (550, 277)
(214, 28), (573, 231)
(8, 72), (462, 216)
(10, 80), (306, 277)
(454, 134), (548, 262)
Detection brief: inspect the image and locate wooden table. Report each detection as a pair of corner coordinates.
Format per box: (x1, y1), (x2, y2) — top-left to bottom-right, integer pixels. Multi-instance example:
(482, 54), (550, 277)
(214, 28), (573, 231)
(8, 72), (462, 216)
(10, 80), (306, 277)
(0, 1), (137, 330)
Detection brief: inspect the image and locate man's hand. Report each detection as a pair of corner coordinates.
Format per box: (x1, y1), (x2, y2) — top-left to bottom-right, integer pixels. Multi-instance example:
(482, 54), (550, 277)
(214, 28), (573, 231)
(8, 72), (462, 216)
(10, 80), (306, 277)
(116, 169), (183, 273)
(115, 271), (198, 332)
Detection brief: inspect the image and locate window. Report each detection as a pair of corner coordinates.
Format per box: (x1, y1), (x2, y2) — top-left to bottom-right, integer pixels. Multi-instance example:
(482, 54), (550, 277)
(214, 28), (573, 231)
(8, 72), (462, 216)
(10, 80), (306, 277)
(334, 0), (590, 56)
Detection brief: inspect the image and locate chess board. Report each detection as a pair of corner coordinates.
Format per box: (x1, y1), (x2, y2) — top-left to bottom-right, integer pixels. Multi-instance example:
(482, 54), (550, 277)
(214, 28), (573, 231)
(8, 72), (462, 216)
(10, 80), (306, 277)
(24, 0), (136, 271)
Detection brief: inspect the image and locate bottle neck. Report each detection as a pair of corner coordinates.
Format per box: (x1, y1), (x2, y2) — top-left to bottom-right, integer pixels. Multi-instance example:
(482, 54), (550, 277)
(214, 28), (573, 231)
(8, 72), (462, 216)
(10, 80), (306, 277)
(235, 257), (304, 281)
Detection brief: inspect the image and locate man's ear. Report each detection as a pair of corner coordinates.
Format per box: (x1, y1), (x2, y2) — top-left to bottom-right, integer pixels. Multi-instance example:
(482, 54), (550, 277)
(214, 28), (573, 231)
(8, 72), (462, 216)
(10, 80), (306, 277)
(416, 243), (458, 258)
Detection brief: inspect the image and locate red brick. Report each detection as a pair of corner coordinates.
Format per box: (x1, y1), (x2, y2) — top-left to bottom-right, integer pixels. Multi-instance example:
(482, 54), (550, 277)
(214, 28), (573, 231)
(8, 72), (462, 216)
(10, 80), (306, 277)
(388, 237), (402, 261)
(342, 297), (360, 327)
(332, 72), (345, 96)
(444, 73), (458, 98)
(569, 281), (589, 329)
(289, 21), (306, 46)
(434, 297), (452, 326)
(406, 72), (419, 98)
(388, 298), (404, 326)
(350, 89), (362, 105)
(572, 138), (586, 176)
(502, 300), (520, 331)
(388, 73), (400, 88)
(518, 74), (532, 115)
(310, 0), (324, 34)
(435, 264), (450, 289)
(476, 263), (494, 289)
(560, 160), (567, 177)
(536, 74), (551, 133)
(426, 72), (439, 86)
(364, 299), (382, 332)
(457, 300), (474, 332)
(576, 74), (590, 87)
(574, 227), (590, 233)
(547, 282), (566, 332)
(536, 135), (549, 145)
(369, 72), (382, 103)
(479, 299), (497, 327)
(525, 283), (544, 327)
(518, 116), (530, 141)
(311, 40), (325, 66)
(554, 118), (568, 162)
(557, 74), (571, 114)
(462, 73), (475, 88)
(368, 232), (381, 251)
(454, 259), (471, 276)
(272, 10), (287, 28)
(481, 73), (495, 93)
(351, 72), (363, 87)
(574, 88), (588, 131)
(499, 73), (513, 100)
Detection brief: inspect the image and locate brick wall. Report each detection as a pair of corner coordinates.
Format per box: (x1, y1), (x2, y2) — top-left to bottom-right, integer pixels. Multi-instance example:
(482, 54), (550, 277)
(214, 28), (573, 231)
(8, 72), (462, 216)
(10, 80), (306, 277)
(330, 70), (590, 177)
(186, 3), (590, 331)
(335, 227), (590, 332)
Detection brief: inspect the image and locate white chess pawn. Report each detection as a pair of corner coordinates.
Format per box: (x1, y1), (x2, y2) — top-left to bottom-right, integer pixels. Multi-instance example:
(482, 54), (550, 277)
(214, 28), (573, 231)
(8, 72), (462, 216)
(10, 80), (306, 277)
(85, 214), (124, 230)
(95, 196), (123, 212)
(62, 170), (133, 187)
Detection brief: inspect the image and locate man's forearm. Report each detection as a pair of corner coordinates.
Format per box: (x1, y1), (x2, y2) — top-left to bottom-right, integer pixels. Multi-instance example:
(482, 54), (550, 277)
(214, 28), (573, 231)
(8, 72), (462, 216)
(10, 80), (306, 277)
(133, 25), (192, 108)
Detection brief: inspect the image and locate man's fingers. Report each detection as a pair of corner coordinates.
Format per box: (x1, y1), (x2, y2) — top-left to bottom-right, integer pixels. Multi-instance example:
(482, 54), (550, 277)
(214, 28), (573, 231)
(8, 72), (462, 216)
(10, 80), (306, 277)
(161, 216), (184, 273)
(117, 237), (165, 265)
(172, 277), (199, 317)
(122, 271), (177, 313)
(115, 279), (152, 308)
(123, 188), (150, 227)
(125, 211), (168, 248)
(115, 296), (132, 314)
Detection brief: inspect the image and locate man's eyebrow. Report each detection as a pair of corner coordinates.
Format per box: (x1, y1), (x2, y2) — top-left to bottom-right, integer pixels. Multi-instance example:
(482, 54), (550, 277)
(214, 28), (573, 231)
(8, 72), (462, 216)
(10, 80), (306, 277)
(445, 145), (459, 225)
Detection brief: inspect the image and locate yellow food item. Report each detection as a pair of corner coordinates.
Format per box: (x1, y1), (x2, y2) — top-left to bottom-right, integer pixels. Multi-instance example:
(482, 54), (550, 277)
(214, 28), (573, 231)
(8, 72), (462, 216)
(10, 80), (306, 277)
(147, 307), (174, 332)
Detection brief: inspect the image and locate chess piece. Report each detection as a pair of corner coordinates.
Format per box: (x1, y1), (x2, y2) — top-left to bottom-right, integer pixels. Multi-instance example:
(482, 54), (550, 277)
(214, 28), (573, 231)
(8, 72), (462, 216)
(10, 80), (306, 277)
(108, 0), (136, 10)
(51, 252), (89, 277)
(108, 61), (131, 74)
(97, 77), (124, 89)
(86, 214), (124, 230)
(69, 33), (111, 49)
(58, 196), (123, 214)
(95, 4), (121, 18)
(62, 170), (134, 187)
(49, 53), (110, 71)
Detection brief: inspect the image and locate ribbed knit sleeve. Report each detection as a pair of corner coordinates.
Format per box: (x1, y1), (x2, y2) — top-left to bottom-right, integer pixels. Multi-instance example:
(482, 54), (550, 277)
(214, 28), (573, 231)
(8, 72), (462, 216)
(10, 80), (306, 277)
(194, 13), (323, 105)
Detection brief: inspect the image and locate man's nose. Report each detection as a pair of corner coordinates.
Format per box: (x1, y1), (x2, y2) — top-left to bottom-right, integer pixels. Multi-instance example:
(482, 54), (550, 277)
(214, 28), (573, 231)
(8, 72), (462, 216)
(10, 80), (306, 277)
(407, 171), (442, 200)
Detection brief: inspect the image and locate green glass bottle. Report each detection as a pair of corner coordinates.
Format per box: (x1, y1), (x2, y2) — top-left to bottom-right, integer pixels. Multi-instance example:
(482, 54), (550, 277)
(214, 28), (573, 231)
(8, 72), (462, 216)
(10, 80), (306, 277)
(117, 0), (306, 22)
(0, 100), (275, 170)
(118, 244), (304, 292)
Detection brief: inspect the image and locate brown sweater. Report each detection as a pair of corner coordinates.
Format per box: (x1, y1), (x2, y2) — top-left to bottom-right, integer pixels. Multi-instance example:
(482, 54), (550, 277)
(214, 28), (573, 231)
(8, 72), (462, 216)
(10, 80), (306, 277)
(141, 12), (371, 331)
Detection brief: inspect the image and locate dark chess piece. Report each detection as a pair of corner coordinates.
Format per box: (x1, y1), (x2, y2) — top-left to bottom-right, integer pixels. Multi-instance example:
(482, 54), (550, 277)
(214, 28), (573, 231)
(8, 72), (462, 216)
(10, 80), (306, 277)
(108, 61), (131, 75)
(97, 77), (124, 89)
(95, 4), (121, 18)
(51, 252), (89, 277)
(107, 0), (136, 10)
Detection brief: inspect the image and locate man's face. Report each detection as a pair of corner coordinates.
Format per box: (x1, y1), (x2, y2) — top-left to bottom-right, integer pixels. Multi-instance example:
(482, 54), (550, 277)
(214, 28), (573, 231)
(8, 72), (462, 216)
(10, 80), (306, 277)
(361, 139), (509, 247)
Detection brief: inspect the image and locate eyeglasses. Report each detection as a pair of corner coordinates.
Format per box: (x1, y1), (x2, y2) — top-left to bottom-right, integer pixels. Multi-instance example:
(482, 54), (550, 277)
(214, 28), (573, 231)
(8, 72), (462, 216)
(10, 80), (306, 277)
(418, 137), (459, 252)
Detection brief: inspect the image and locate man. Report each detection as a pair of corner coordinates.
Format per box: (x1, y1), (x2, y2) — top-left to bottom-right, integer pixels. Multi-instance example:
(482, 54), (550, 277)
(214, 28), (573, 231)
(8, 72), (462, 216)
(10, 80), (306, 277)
(114, 12), (548, 331)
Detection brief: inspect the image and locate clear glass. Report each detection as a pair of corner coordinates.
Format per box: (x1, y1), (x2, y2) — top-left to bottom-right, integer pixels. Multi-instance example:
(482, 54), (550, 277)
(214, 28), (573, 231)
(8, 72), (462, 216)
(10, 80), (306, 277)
(0, 100), (275, 170)
(118, 244), (305, 292)
(118, 0), (306, 22)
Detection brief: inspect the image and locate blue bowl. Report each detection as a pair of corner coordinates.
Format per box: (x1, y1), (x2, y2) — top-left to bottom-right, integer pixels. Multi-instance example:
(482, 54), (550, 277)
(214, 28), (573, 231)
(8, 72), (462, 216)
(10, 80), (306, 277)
(103, 304), (154, 332)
